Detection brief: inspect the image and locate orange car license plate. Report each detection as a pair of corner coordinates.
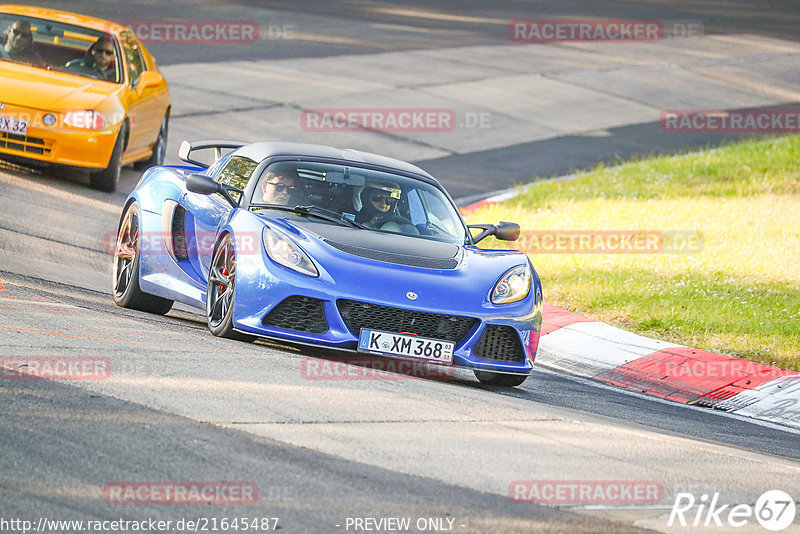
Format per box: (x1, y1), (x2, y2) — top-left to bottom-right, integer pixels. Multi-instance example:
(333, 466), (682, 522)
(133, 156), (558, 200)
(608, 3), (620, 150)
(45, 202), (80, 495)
(0, 115), (28, 136)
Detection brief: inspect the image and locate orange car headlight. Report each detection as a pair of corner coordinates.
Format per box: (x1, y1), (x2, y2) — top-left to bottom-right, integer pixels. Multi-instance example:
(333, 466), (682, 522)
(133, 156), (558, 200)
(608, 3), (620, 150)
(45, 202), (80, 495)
(63, 110), (109, 130)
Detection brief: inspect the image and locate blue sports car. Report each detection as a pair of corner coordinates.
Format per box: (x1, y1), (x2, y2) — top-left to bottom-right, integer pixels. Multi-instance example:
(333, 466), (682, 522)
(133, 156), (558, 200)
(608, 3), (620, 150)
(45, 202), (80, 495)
(112, 140), (542, 386)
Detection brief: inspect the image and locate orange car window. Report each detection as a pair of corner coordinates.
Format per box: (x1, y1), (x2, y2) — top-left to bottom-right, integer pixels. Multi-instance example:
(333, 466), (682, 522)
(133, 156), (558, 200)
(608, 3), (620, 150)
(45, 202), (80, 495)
(118, 31), (145, 87)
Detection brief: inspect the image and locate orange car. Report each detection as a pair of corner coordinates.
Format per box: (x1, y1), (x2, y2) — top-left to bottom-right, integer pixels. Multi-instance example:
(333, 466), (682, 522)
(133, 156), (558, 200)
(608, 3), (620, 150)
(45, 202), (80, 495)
(0, 5), (170, 191)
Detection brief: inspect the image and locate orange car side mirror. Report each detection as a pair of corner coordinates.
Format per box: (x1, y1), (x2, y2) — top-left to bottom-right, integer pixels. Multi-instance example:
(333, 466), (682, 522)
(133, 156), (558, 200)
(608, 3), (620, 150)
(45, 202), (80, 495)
(138, 70), (163, 90)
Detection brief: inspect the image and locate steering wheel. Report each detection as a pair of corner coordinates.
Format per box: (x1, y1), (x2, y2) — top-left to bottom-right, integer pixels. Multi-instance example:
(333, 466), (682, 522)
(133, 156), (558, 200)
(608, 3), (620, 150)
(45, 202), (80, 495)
(425, 220), (451, 236)
(370, 213), (420, 235)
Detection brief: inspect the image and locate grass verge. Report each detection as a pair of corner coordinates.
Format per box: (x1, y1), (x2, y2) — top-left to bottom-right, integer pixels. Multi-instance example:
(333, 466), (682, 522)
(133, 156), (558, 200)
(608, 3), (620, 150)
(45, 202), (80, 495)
(466, 135), (800, 370)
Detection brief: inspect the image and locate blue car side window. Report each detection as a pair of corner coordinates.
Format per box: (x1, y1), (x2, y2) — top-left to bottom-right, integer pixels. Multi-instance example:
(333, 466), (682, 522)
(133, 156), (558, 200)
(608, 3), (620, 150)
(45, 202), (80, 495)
(206, 156), (228, 180)
(214, 156), (258, 203)
(407, 189), (425, 225)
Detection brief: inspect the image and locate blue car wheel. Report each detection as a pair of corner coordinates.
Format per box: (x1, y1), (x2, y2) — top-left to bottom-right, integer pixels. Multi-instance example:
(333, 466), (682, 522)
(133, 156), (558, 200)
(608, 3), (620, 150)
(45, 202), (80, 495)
(206, 234), (256, 342)
(112, 202), (173, 314)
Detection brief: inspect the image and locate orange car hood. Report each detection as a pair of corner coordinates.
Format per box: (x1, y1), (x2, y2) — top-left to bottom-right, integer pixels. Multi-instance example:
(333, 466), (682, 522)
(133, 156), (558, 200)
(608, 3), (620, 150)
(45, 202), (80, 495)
(0, 61), (119, 111)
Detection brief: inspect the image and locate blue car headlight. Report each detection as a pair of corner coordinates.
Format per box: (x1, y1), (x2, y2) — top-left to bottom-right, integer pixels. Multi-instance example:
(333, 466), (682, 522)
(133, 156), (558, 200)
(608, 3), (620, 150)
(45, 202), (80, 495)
(263, 227), (318, 277)
(491, 264), (531, 304)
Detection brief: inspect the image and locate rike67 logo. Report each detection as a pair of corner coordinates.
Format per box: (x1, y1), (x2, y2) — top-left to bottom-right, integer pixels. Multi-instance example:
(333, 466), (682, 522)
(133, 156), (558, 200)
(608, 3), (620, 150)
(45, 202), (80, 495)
(669, 490), (796, 531)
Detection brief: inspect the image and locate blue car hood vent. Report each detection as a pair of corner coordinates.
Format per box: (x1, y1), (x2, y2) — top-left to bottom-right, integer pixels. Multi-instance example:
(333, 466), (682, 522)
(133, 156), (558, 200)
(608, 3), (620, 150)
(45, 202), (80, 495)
(297, 222), (461, 270)
(324, 239), (459, 269)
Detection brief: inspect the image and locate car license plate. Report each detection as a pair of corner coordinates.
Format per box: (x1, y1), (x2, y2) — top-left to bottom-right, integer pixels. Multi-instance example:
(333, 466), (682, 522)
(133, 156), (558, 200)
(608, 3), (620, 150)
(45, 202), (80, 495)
(0, 115), (28, 136)
(358, 329), (454, 364)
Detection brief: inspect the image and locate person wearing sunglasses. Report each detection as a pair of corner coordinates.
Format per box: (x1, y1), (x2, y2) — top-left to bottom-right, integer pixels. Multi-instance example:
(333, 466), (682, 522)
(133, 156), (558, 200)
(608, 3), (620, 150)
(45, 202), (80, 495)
(357, 183), (396, 222)
(0, 20), (43, 66)
(260, 171), (302, 205)
(356, 181), (418, 235)
(64, 36), (117, 81)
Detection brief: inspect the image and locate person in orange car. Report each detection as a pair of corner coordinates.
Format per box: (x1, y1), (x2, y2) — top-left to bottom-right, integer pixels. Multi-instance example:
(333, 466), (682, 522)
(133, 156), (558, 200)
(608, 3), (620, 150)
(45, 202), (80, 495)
(0, 20), (42, 65)
(65, 35), (117, 81)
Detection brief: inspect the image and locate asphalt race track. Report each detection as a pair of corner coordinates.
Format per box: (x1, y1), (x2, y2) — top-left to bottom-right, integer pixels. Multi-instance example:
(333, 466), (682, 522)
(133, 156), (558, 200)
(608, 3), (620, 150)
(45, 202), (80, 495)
(1, 2), (799, 533)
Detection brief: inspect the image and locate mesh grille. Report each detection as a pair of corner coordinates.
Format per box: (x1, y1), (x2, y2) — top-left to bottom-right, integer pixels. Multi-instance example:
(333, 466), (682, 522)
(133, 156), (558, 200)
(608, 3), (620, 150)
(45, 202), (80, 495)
(324, 239), (459, 270)
(171, 205), (189, 261)
(263, 296), (328, 334)
(337, 299), (477, 343)
(0, 132), (53, 155)
(473, 325), (525, 363)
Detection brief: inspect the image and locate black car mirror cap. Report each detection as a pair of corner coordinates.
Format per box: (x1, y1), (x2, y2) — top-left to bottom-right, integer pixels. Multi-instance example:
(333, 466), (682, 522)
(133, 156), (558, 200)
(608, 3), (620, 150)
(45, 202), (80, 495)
(468, 222), (521, 243)
(186, 173), (241, 208)
(494, 221), (521, 241)
(186, 172), (219, 195)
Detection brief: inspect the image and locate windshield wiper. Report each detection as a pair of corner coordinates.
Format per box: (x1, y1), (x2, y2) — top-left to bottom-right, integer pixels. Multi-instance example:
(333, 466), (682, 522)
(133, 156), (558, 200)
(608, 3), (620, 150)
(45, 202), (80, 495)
(293, 205), (368, 229)
(253, 204), (366, 229)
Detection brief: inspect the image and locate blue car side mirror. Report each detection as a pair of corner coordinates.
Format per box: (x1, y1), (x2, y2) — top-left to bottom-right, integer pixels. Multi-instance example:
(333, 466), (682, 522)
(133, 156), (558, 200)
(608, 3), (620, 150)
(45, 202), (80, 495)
(468, 221), (520, 243)
(187, 173), (242, 208)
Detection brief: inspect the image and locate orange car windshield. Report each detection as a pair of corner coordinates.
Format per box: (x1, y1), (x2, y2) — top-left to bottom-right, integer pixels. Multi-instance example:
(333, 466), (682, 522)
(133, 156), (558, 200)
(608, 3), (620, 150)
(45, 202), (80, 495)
(0, 14), (122, 84)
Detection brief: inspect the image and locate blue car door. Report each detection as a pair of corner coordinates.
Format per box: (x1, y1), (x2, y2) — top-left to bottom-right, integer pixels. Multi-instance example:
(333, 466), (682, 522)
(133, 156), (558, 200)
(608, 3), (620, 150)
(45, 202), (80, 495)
(180, 155), (261, 281)
(180, 190), (233, 281)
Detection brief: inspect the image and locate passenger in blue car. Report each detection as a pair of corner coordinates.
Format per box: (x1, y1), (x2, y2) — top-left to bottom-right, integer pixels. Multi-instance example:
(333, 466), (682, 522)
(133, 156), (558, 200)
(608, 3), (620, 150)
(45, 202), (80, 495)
(357, 180), (418, 235)
(356, 182), (399, 223)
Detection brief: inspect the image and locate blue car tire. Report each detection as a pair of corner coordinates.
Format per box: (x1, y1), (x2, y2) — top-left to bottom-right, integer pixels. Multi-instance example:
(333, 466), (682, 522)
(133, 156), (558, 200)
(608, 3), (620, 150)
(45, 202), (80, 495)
(206, 234), (256, 342)
(112, 202), (174, 314)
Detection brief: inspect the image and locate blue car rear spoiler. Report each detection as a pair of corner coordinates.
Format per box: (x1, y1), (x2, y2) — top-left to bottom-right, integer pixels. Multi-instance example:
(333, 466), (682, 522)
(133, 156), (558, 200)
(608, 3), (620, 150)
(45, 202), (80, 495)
(178, 139), (248, 168)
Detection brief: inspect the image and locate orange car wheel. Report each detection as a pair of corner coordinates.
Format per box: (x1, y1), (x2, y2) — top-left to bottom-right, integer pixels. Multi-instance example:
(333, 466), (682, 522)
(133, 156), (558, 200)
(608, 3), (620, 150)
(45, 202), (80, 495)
(89, 123), (127, 192)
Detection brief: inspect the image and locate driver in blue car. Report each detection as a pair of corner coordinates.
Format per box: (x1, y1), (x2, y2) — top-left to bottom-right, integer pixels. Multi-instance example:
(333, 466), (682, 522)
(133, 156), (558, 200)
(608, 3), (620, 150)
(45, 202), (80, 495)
(260, 171), (301, 205)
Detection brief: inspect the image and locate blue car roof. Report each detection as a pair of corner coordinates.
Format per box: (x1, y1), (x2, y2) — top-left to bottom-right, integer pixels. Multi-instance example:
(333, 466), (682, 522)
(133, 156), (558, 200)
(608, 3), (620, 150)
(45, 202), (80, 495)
(234, 142), (434, 179)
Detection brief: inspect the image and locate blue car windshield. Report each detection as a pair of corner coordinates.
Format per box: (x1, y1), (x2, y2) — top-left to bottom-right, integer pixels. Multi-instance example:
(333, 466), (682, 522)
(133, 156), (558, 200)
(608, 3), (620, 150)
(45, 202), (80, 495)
(250, 161), (468, 244)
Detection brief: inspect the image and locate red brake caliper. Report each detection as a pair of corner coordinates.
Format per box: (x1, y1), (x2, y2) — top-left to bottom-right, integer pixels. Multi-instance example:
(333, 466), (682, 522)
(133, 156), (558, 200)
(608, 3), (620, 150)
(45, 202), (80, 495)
(219, 265), (228, 293)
